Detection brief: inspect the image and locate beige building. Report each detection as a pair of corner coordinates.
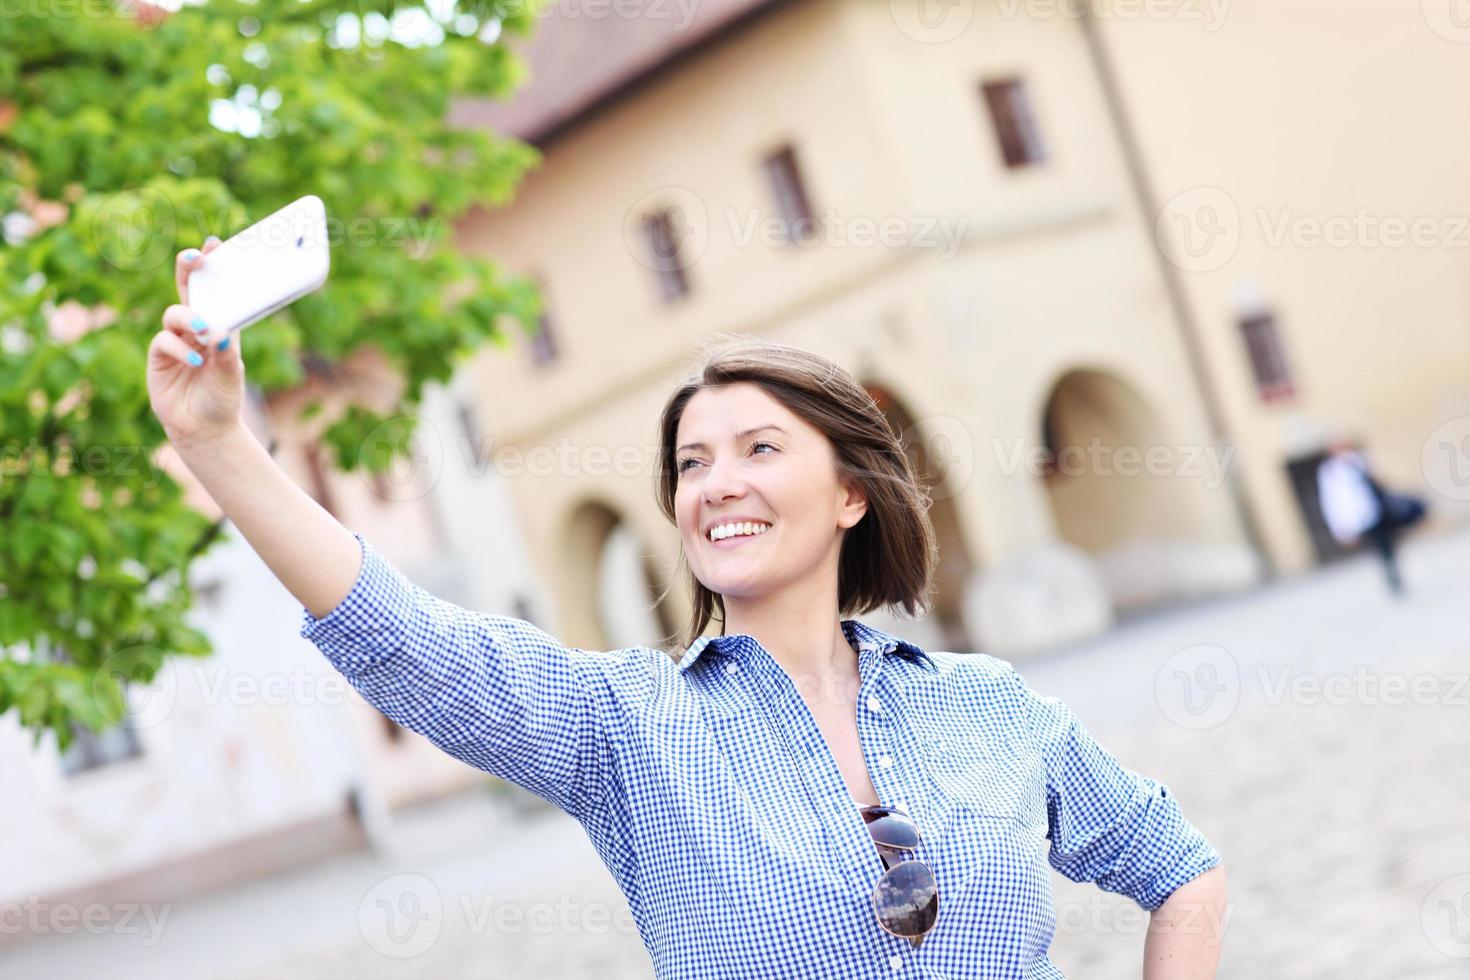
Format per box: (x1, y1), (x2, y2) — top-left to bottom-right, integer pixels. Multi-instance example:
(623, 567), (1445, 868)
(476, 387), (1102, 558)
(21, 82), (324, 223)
(9, 0), (1467, 931)
(450, 0), (1470, 656)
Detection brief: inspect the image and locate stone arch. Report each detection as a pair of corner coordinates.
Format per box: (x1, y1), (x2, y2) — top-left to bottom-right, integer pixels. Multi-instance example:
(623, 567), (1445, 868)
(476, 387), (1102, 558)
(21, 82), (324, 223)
(1037, 366), (1238, 608)
(563, 499), (675, 649)
(865, 384), (976, 652)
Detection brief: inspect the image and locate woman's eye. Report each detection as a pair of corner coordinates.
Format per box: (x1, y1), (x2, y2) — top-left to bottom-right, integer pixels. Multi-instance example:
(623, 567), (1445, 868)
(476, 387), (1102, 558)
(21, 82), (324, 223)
(677, 444), (774, 475)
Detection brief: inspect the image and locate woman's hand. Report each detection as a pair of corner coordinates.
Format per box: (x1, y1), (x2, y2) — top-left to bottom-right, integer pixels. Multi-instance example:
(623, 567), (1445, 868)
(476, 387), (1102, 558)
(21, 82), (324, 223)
(146, 238), (246, 449)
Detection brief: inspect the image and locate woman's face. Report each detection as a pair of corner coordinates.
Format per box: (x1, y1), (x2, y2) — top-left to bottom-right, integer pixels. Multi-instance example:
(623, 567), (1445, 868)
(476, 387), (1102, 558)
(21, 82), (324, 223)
(673, 382), (867, 604)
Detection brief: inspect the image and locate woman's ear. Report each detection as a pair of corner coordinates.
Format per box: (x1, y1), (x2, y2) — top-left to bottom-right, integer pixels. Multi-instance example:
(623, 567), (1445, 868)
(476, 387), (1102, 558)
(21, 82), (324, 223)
(837, 478), (869, 530)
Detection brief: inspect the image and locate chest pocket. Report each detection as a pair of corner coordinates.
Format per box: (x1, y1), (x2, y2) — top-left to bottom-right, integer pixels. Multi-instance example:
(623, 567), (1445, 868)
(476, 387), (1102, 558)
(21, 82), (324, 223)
(920, 729), (1048, 838)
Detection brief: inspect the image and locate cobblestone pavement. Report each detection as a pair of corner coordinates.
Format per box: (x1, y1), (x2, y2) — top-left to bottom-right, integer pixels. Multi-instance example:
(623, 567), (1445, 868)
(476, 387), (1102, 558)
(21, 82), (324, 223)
(8, 531), (1469, 980)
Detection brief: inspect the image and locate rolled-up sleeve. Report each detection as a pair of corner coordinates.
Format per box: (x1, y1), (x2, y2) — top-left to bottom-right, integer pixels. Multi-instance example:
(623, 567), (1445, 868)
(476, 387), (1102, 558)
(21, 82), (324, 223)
(300, 534), (617, 823)
(1012, 671), (1220, 911)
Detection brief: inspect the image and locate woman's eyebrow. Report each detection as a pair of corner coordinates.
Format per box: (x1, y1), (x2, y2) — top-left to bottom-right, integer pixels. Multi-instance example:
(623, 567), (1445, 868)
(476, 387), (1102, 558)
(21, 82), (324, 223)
(677, 424), (789, 454)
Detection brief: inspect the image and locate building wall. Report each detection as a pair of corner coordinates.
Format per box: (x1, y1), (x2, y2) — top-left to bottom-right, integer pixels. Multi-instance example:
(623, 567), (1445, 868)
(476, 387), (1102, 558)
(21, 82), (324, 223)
(1093, 0), (1470, 568)
(454, 0), (1262, 653)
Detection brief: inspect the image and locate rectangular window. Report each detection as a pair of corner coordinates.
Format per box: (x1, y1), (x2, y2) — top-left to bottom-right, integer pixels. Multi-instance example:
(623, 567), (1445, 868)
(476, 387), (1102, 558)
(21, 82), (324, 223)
(1240, 310), (1295, 402)
(528, 279), (558, 366)
(62, 718), (143, 776)
(763, 145), (816, 244)
(981, 77), (1046, 169)
(457, 398), (489, 467)
(642, 209), (690, 301)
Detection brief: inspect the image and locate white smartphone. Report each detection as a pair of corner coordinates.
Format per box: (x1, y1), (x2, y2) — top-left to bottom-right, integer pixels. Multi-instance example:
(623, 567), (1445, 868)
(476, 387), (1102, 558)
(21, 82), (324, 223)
(188, 194), (331, 334)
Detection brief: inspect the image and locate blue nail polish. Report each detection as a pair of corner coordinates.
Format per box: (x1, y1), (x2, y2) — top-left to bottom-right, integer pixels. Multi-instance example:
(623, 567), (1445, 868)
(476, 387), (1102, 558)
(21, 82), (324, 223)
(186, 351), (204, 367)
(190, 315), (208, 333)
(217, 335), (230, 351)
(205, 236), (221, 247)
(182, 249), (200, 262)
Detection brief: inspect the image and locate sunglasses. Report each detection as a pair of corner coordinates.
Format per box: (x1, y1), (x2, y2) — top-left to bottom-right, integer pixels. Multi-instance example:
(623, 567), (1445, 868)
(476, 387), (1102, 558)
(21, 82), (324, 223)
(859, 804), (939, 949)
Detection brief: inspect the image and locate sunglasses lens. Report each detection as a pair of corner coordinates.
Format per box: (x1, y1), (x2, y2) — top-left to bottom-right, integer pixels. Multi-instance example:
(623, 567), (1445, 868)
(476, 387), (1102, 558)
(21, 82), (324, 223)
(872, 860), (938, 939)
(861, 807), (920, 850)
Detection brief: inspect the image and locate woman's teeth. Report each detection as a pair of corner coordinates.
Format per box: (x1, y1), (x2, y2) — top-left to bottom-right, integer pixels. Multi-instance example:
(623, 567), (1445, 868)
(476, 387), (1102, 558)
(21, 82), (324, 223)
(708, 522), (772, 542)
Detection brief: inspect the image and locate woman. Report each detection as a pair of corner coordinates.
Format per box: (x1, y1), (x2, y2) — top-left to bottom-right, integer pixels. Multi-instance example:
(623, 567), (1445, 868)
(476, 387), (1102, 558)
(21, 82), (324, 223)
(149, 240), (1226, 978)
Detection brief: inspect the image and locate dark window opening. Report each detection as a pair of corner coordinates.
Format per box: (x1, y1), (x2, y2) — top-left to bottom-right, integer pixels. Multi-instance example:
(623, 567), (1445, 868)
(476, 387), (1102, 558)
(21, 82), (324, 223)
(982, 77), (1047, 169)
(642, 209), (691, 301)
(1240, 310), (1296, 402)
(763, 145), (817, 244)
(457, 399), (490, 467)
(527, 275), (559, 366)
(62, 718), (143, 776)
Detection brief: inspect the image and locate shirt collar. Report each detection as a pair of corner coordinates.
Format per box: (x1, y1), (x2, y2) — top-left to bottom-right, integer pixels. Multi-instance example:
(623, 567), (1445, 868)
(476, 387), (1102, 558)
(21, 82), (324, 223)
(677, 618), (936, 674)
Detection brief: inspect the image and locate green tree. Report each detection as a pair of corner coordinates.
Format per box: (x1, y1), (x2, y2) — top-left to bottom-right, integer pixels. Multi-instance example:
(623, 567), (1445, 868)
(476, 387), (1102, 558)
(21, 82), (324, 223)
(0, 0), (542, 748)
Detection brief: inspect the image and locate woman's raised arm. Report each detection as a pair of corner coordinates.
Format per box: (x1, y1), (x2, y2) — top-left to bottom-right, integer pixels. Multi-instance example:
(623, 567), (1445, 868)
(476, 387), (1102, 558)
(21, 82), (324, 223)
(148, 240), (361, 618)
(148, 242), (622, 821)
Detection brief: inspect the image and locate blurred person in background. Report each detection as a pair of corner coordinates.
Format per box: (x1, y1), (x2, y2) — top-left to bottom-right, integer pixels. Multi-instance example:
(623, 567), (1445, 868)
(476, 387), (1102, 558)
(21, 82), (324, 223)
(1316, 440), (1425, 597)
(143, 239), (1227, 979)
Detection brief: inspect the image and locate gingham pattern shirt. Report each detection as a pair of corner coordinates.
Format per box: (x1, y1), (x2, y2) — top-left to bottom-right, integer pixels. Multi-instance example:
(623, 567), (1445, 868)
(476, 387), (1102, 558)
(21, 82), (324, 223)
(302, 536), (1220, 979)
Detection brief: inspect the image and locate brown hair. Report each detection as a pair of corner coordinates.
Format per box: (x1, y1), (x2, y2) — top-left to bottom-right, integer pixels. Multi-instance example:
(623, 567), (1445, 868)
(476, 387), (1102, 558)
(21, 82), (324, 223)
(654, 336), (939, 650)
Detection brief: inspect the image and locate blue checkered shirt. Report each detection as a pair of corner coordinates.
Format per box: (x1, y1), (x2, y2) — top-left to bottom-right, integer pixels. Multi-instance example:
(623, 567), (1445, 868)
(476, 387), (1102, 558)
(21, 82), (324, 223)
(302, 536), (1220, 979)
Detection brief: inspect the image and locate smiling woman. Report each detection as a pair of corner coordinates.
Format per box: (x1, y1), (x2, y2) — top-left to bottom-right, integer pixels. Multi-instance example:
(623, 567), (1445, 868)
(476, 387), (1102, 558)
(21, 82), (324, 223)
(146, 253), (1226, 977)
(654, 338), (938, 653)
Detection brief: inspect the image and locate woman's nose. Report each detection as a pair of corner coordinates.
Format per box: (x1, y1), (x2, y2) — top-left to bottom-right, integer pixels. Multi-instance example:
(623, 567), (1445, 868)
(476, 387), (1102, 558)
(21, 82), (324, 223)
(701, 457), (746, 504)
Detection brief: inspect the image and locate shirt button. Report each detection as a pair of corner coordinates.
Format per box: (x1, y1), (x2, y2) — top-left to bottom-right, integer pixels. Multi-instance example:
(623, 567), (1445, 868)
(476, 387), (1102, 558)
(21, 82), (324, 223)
(895, 801), (909, 813)
(724, 662), (740, 674)
(889, 954), (903, 970)
(866, 696), (882, 712)
(878, 754), (894, 769)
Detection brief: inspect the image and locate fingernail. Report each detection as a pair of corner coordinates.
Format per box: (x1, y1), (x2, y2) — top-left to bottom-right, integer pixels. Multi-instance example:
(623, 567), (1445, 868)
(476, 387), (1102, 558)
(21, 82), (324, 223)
(186, 351), (204, 367)
(190, 315), (208, 333)
(182, 248), (200, 262)
(217, 335), (230, 351)
(204, 236), (221, 247)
